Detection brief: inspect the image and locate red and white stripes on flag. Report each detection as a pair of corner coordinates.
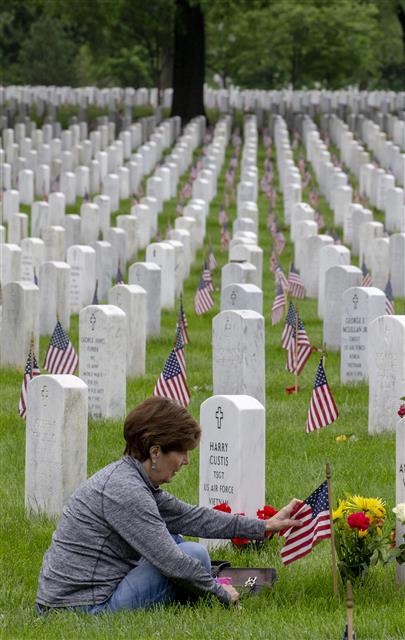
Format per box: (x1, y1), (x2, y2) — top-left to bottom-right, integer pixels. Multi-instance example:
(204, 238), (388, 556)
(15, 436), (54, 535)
(281, 302), (297, 349)
(19, 349), (40, 419)
(44, 321), (78, 374)
(280, 481), (331, 565)
(287, 263), (305, 299)
(271, 284), (286, 325)
(286, 316), (312, 375)
(361, 260), (372, 287)
(306, 359), (339, 433)
(384, 278), (395, 315)
(153, 349), (190, 407)
(195, 265), (214, 315)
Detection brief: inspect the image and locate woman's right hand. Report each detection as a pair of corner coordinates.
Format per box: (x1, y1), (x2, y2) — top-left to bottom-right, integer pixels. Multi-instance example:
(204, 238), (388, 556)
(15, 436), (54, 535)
(222, 584), (239, 604)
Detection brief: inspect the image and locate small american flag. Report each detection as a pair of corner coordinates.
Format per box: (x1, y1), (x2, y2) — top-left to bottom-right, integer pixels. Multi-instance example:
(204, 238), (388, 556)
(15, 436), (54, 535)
(286, 316), (312, 375)
(220, 223), (230, 252)
(282, 302), (297, 349)
(208, 246), (217, 271)
(92, 280), (99, 305)
(44, 320), (78, 374)
(361, 260), (372, 287)
(333, 230), (341, 245)
(19, 348), (40, 419)
(153, 349), (190, 407)
(306, 359), (339, 433)
(177, 297), (189, 344)
(384, 278), (394, 315)
(288, 263), (305, 299)
(271, 284), (286, 326)
(174, 324), (186, 375)
(218, 207), (228, 225)
(195, 266), (214, 315)
(275, 264), (289, 292)
(274, 231), (286, 255)
(280, 481), (331, 565)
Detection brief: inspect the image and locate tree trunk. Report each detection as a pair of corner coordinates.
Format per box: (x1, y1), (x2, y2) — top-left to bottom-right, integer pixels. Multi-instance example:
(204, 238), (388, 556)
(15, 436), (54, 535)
(397, 2), (405, 54)
(171, 0), (206, 125)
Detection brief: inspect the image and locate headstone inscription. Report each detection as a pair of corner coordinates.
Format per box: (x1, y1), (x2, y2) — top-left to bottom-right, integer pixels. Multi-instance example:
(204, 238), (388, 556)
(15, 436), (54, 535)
(323, 265), (362, 351)
(199, 394), (265, 549)
(340, 286), (386, 384)
(79, 304), (127, 419)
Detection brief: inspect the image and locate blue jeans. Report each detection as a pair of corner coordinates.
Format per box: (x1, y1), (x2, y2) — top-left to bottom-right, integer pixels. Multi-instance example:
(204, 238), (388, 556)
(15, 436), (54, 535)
(38, 539), (211, 615)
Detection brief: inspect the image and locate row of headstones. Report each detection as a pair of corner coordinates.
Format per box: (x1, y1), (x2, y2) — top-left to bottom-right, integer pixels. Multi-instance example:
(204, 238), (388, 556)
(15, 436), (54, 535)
(1, 86), (166, 111)
(0, 115), (175, 199)
(274, 116), (302, 225)
(272, 117), (405, 435)
(5, 84), (405, 116)
(0, 114), (230, 372)
(323, 113), (405, 232)
(299, 117), (405, 297)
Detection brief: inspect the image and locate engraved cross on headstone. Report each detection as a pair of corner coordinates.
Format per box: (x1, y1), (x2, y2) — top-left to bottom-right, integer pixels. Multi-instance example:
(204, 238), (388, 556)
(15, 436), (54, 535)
(215, 406), (223, 429)
(89, 312), (96, 331)
(352, 293), (359, 310)
(230, 290), (237, 306)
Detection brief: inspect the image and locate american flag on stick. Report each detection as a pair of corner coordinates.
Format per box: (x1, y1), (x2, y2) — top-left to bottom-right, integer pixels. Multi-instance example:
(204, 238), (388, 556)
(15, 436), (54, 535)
(384, 277), (394, 315)
(286, 315), (312, 375)
(195, 264), (214, 315)
(18, 347), (40, 419)
(287, 263), (305, 299)
(306, 358), (339, 433)
(207, 246), (217, 271)
(271, 284), (286, 326)
(280, 481), (331, 565)
(177, 297), (189, 344)
(282, 302), (297, 349)
(44, 321), (78, 375)
(174, 324), (186, 375)
(361, 260), (372, 287)
(153, 349), (190, 407)
(116, 263), (125, 285)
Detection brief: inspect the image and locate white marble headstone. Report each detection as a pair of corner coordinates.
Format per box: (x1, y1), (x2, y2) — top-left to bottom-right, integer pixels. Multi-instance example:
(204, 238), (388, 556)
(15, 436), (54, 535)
(25, 374), (88, 517)
(108, 284), (146, 377)
(0, 281), (39, 368)
(212, 310), (265, 406)
(220, 283), (263, 314)
(199, 394), (265, 548)
(323, 265), (363, 351)
(79, 304), (127, 419)
(340, 286), (386, 384)
(128, 261), (161, 337)
(368, 315), (405, 434)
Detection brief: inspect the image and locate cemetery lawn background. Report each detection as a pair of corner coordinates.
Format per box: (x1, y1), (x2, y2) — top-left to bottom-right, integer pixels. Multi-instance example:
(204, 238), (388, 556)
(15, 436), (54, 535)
(1, 120), (404, 639)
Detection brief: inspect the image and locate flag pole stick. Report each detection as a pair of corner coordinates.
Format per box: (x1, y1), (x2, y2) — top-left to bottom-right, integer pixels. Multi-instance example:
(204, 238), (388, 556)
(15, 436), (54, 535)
(294, 305), (299, 393)
(346, 580), (353, 639)
(325, 462), (338, 596)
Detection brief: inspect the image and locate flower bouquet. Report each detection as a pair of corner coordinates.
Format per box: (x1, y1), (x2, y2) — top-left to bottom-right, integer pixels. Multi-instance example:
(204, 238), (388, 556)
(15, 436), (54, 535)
(213, 503), (278, 549)
(333, 495), (388, 582)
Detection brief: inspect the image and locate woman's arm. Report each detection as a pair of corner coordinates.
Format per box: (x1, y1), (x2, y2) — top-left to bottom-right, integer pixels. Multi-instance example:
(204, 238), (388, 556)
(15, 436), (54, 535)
(157, 492), (303, 539)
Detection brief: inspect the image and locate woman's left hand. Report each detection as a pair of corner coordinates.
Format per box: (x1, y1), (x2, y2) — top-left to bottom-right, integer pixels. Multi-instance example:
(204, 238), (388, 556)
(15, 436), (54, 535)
(264, 498), (304, 535)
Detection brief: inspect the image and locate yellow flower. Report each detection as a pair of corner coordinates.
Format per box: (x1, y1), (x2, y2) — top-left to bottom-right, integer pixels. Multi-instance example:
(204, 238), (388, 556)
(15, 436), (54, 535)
(332, 499), (347, 521)
(336, 435), (347, 443)
(345, 495), (386, 519)
(376, 526), (382, 536)
(358, 529), (368, 538)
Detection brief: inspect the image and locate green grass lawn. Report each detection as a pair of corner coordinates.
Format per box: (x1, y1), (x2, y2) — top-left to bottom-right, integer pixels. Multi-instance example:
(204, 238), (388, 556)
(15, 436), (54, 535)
(1, 120), (404, 639)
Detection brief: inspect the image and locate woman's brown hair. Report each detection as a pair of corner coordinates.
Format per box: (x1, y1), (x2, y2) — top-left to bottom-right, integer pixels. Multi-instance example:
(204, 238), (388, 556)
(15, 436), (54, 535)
(124, 396), (201, 461)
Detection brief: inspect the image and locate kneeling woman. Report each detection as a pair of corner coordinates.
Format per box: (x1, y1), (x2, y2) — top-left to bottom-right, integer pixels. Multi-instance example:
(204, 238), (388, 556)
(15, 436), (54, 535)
(37, 396), (301, 613)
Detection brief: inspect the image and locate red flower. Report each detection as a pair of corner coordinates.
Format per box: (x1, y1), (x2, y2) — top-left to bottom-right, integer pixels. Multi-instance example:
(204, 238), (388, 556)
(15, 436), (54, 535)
(231, 512), (249, 546)
(347, 512), (370, 530)
(257, 505), (278, 520)
(213, 502), (231, 513)
(398, 404), (405, 418)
